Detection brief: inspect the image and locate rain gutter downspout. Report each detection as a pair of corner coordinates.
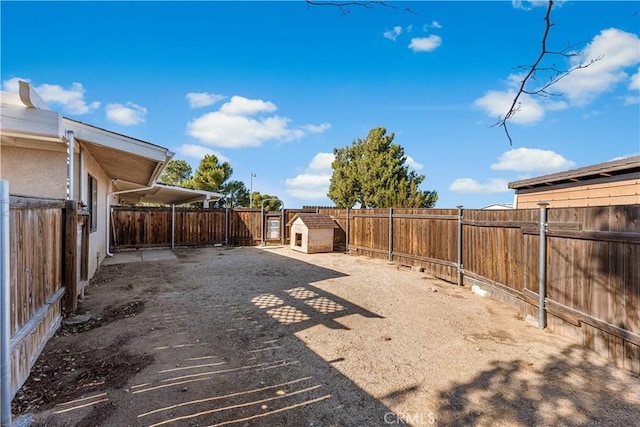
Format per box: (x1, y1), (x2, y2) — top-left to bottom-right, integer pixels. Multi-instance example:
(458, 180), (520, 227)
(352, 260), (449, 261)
(66, 130), (75, 200)
(1, 181), (12, 427)
(105, 185), (155, 256)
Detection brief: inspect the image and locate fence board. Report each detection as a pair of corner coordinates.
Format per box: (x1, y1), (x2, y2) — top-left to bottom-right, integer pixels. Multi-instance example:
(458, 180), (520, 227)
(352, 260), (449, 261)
(8, 197), (64, 398)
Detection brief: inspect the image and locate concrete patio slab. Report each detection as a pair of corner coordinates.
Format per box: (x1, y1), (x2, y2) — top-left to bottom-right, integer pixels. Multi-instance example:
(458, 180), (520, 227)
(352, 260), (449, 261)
(102, 249), (177, 265)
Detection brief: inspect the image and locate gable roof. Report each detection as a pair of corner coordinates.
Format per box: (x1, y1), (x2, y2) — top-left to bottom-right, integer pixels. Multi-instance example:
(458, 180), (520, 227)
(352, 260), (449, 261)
(509, 156), (640, 190)
(287, 213), (339, 229)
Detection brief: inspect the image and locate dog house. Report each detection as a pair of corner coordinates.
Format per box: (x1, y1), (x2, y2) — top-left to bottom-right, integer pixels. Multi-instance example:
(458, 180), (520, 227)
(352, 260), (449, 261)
(287, 213), (339, 253)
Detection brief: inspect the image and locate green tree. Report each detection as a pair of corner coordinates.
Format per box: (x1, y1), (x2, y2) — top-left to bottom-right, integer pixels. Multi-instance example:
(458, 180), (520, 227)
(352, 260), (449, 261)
(220, 180), (250, 208)
(328, 127), (437, 208)
(251, 191), (282, 211)
(159, 160), (192, 186)
(190, 154), (233, 192)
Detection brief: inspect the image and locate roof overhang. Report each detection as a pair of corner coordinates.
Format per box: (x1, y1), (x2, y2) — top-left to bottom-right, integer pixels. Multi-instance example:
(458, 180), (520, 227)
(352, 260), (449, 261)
(114, 181), (224, 206)
(2, 83), (175, 189)
(509, 156), (640, 190)
(1, 92), (65, 147)
(64, 118), (174, 187)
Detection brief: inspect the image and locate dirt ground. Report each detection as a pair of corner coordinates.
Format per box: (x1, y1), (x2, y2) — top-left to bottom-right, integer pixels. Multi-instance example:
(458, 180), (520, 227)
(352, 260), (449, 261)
(12, 246), (640, 426)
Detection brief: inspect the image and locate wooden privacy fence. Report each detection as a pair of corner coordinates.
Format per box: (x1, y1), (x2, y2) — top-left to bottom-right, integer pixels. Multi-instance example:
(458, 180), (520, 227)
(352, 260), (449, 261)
(319, 205), (640, 373)
(110, 205), (639, 372)
(111, 206), (316, 249)
(2, 196), (88, 404)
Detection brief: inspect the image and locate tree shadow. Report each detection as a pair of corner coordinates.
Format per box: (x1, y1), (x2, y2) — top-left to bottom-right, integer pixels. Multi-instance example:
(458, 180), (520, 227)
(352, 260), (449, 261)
(437, 344), (640, 426)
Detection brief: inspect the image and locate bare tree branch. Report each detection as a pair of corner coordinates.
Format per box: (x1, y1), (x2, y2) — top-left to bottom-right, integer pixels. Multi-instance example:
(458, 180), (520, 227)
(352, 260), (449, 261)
(492, 0), (601, 145)
(305, 1), (416, 15)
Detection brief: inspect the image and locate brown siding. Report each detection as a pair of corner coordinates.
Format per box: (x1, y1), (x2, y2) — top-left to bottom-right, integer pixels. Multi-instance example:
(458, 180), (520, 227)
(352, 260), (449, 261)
(516, 177), (640, 208)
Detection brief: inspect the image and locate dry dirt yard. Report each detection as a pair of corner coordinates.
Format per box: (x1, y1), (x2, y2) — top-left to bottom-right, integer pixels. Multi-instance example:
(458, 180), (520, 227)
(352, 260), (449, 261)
(13, 246), (640, 426)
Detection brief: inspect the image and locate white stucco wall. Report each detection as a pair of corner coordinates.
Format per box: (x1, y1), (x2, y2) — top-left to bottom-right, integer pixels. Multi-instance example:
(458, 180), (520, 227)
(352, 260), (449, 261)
(81, 147), (112, 279)
(1, 145), (67, 199)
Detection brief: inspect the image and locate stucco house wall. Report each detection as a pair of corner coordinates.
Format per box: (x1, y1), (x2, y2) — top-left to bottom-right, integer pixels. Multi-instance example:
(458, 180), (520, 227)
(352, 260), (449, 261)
(81, 147), (112, 279)
(1, 145), (67, 199)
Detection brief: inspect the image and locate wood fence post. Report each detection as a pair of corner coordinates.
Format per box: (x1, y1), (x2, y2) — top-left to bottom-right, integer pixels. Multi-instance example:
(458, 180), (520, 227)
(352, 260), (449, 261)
(64, 200), (78, 314)
(388, 208), (393, 262)
(345, 207), (349, 253)
(457, 205), (463, 286)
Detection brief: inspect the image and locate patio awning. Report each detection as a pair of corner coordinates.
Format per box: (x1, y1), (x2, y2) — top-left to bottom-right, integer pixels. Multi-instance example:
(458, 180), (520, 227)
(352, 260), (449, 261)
(113, 181), (224, 206)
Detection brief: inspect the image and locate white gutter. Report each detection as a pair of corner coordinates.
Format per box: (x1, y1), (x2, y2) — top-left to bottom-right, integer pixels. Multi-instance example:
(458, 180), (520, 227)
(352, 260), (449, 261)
(105, 185), (155, 256)
(66, 130), (75, 201)
(1, 181), (12, 427)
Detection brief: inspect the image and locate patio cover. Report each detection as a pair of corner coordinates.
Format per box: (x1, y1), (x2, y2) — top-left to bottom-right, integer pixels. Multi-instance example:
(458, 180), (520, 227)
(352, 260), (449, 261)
(114, 181), (224, 206)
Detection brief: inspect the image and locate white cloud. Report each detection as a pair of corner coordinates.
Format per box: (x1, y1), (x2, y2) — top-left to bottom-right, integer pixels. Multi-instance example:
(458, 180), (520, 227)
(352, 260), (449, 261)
(2, 78), (100, 115)
(383, 26), (402, 41)
(285, 173), (333, 200)
(219, 95), (276, 115)
(309, 152), (335, 170)
(609, 153), (639, 161)
(491, 148), (575, 172)
(473, 89), (546, 125)
(449, 178), (510, 194)
(186, 92), (225, 108)
(423, 21), (442, 31)
(2, 77), (28, 92)
(624, 96), (640, 105)
(186, 95), (330, 148)
(553, 28), (640, 106)
(511, 0), (550, 10)
(285, 152), (334, 200)
(405, 155), (423, 170)
(301, 123), (332, 133)
(630, 69), (640, 90)
(408, 35), (442, 52)
(105, 102), (146, 126)
(176, 144), (230, 163)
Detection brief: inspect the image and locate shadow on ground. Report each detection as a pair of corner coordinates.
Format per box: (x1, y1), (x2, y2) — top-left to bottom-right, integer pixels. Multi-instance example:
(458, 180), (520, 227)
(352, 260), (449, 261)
(19, 247), (398, 427)
(437, 344), (639, 426)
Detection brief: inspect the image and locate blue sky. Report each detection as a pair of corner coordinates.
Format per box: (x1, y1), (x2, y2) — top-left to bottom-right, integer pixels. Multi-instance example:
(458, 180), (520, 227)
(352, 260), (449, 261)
(2, 1), (639, 208)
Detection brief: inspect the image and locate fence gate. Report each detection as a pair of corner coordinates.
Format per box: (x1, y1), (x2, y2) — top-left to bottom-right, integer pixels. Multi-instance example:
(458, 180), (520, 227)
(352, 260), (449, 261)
(266, 217), (281, 240)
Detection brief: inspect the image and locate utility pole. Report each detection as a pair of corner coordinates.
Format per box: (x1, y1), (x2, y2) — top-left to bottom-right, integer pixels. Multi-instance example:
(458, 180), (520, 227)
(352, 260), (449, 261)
(249, 172), (256, 208)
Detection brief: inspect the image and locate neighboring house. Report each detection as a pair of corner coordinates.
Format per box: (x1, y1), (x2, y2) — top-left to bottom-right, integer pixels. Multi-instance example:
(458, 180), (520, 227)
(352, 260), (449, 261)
(1, 81), (221, 282)
(288, 213), (339, 253)
(509, 156), (640, 209)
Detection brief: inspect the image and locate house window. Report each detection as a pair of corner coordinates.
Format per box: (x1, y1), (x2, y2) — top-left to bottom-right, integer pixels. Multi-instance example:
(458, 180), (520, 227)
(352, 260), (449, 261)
(88, 174), (98, 232)
(295, 233), (302, 247)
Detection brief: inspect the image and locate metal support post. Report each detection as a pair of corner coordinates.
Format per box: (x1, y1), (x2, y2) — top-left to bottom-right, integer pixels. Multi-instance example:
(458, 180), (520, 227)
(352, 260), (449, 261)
(1, 181), (12, 427)
(538, 202), (549, 330)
